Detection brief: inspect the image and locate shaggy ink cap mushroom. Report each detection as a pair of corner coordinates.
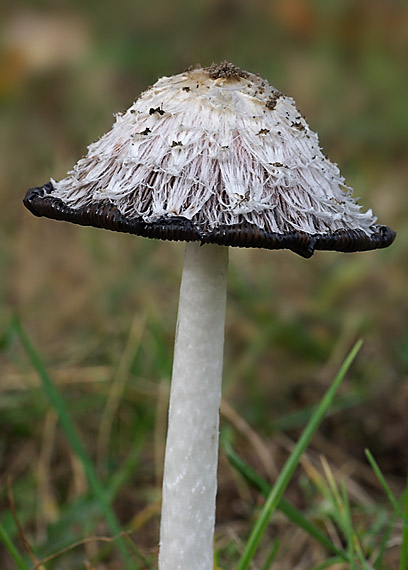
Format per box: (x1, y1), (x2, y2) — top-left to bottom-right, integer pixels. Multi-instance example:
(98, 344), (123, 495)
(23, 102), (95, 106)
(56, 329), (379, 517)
(24, 61), (395, 258)
(23, 62), (396, 570)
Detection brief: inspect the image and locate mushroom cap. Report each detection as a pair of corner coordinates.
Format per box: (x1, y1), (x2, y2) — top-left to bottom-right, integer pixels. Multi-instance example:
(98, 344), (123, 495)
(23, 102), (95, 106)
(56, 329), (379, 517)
(24, 62), (395, 257)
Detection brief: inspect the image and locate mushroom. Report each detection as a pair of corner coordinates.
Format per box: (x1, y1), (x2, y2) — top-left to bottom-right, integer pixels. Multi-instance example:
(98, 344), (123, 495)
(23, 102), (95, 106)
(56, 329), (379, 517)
(23, 61), (395, 570)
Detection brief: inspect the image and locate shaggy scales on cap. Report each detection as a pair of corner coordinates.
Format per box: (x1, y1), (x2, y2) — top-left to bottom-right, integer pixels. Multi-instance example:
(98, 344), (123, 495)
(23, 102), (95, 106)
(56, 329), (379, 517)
(24, 61), (395, 258)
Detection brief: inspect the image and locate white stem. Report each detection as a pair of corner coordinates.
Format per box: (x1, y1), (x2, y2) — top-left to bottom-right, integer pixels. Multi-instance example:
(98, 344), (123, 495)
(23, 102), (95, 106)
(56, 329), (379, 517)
(159, 242), (229, 570)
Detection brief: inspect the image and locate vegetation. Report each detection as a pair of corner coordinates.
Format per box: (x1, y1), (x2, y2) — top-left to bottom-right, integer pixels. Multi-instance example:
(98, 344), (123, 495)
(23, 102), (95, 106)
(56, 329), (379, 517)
(1, 1), (407, 568)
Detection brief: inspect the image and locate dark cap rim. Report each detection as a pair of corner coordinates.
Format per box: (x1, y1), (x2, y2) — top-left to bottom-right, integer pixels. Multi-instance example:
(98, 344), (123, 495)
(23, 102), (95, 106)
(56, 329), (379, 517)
(23, 183), (396, 258)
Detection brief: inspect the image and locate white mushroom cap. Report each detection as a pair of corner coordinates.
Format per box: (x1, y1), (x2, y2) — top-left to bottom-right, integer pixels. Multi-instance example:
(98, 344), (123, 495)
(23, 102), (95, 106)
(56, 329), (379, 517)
(24, 62), (395, 257)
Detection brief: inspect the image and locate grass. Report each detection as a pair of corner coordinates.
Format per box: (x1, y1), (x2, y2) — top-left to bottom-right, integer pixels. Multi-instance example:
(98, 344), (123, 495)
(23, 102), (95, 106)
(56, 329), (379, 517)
(10, 317), (136, 569)
(1, 1), (407, 568)
(235, 340), (363, 570)
(0, 522), (29, 570)
(2, 328), (407, 568)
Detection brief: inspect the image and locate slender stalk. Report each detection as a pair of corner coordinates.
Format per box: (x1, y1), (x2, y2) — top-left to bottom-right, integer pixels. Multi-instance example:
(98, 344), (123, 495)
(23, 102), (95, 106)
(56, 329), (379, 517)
(159, 242), (229, 570)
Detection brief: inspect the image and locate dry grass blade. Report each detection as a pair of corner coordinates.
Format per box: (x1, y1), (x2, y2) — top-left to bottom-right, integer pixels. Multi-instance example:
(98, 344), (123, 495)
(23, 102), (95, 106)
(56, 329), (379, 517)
(35, 411), (58, 541)
(1, 366), (112, 391)
(221, 399), (278, 479)
(7, 478), (45, 570)
(29, 533), (131, 570)
(97, 315), (146, 469)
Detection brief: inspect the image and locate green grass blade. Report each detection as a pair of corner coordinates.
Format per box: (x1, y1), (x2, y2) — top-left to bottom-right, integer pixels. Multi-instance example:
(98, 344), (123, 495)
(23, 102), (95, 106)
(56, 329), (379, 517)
(224, 443), (348, 561)
(12, 317), (136, 570)
(261, 538), (280, 570)
(340, 482), (357, 570)
(107, 438), (144, 501)
(372, 510), (397, 569)
(0, 522), (29, 570)
(273, 392), (363, 432)
(237, 339), (363, 570)
(311, 556), (345, 570)
(400, 475), (408, 570)
(341, 487), (373, 570)
(365, 449), (408, 527)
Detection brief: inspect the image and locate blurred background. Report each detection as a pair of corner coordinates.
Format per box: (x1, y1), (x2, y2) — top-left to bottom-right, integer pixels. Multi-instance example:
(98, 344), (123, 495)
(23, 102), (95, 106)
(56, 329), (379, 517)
(1, 0), (407, 568)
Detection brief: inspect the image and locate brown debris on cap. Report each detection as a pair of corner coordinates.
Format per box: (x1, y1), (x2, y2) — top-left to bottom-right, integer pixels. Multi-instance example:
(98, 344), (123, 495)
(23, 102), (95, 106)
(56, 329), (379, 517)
(266, 91), (283, 110)
(207, 61), (249, 80)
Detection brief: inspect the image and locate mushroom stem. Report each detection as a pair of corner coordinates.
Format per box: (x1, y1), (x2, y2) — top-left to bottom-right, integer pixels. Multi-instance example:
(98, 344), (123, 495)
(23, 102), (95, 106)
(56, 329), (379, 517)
(159, 242), (229, 570)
